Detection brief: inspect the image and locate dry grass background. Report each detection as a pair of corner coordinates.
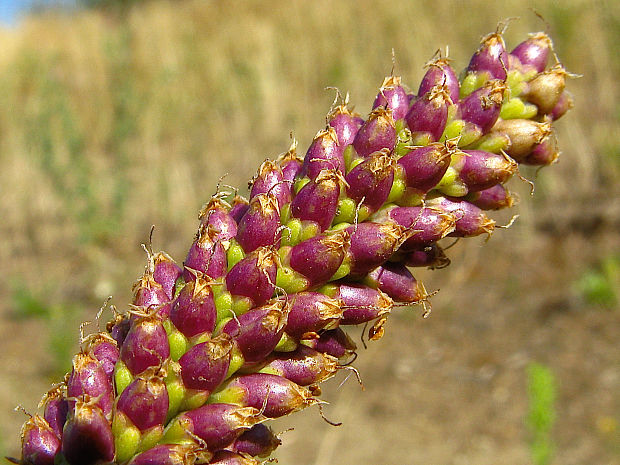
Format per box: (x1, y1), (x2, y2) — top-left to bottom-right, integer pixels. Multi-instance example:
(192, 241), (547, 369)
(0, 0), (618, 463)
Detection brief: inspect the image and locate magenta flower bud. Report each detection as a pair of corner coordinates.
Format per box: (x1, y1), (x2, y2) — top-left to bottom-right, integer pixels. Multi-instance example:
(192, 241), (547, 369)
(344, 222), (407, 276)
(465, 183), (515, 210)
(61, 399), (115, 465)
(400, 243), (450, 269)
(287, 229), (350, 288)
(396, 142), (453, 194)
(229, 195), (250, 225)
(301, 127), (344, 180)
(352, 106), (396, 158)
(467, 31), (508, 80)
(183, 224), (228, 281)
(249, 159), (291, 208)
(165, 403), (265, 451)
(120, 314), (171, 376)
(210, 373), (317, 418)
(510, 32), (553, 73)
(179, 334), (233, 393)
(276, 138), (303, 183)
(418, 57), (460, 103)
(522, 131), (559, 166)
(66, 352), (114, 419)
(116, 366), (169, 432)
(40, 385), (68, 438)
(523, 64), (567, 115)
(456, 150), (517, 192)
(428, 196), (495, 237)
(230, 424), (281, 458)
(132, 271), (170, 311)
(457, 80), (506, 134)
(151, 251), (183, 300)
(199, 197), (238, 243)
(225, 247), (278, 308)
(82, 332), (119, 381)
(328, 104), (364, 147)
(291, 169), (341, 231)
(283, 292), (343, 339)
(259, 345), (339, 386)
(378, 206), (456, 247)
(128, 444), (212, 465)
(20, 415), (60, 465)
(365, 262), (424, 303)
(345, 150), (395, 214)
(491, 119), (552, 161)
(550, 91), (574, 121)
(372, 75), (410, 121)
(236, 193), (281, 253)
(302, 328), (357, 359)
(209, 450), (260, 465)
(170, 278), (217, 339)
(329, 283), (393, 325)
(222, 300), (289, 364)
(406, 83), (452, 143)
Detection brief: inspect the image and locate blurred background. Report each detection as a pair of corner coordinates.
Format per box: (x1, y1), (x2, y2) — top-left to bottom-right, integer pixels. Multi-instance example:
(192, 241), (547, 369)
(0, 0), (618, 463)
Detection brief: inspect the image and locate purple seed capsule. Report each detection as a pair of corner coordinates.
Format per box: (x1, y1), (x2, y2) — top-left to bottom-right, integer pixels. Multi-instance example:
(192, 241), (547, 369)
(352, 106), (396, 158)
(291, 169), (341, 231)
(406, 83), (452, 143)
(457, 80), (506, 134)
(465, 183), (515, 210)
(184, 224), (228, 281)
(121, 314), (171, 376)
(331, 284), (394, 325)
(523, 64), (567, 115)
(418, 57), (460, 103)
(283, 292), (343, 340)
(376, 206), (456, 247)
(236, 193), (281, 253)
(229, 195), (250, 225)
(522, 131), (559, 166)
(457, 149), (517, 192)
(170, 277), (217, 339)
(396, 142), (453, 194)
(249, 159), (291, 209)
(230, 423), (282, 458)
(400, 243), (451, 269)
(151, 251), (183, 300)
(372, 75), (410, 121)
(108, 313), (131, 347)
(82, 332), (119, 382)
(328, 104), (364, 147)
(287, 229), (350, 288)
(276, 138), (303, 183)
(166, 403), (265, 451)
(302, 328), (357, 359)
(20, 415), (60, 465)
(345, 222), (407, 276)
(115, 366), (169, 432)
(132, 271), (170, 311)
(467, 31), (508, 80)
(40, 385), (68, 438)
(226, 247), (278, 309)
(510, 32), (553, 73)
(209, 450), (260, 465)
(491, 119), (552, 161)
(179, 334), (233, 394)
(61, 399), (115, 465)
(66, 352), (114, 419)
(301, 127), (344, 180)
(259, 345), (339, 386)
(365, 262), (424, 303)
(211, 373), (316, 418)
(345, 150), (395, 214)
(550, 90), (574, 121)
(222, 300), (289, 364)
(128, 443), (212, 465)
(428, 196), (496, 237)
(199, 197), (238, 243)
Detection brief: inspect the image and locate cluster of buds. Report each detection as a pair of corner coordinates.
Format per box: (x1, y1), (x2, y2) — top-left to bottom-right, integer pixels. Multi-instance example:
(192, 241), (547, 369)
(11, 22), (572, 465)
